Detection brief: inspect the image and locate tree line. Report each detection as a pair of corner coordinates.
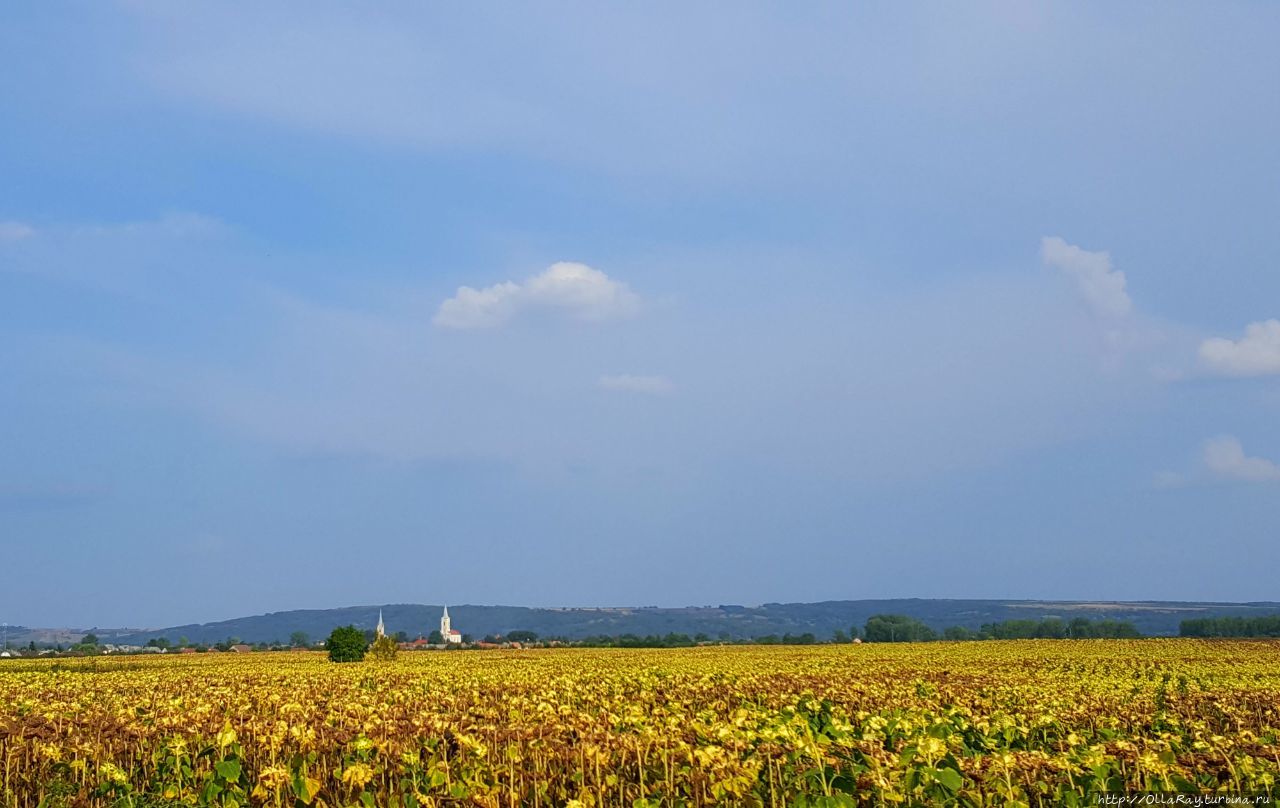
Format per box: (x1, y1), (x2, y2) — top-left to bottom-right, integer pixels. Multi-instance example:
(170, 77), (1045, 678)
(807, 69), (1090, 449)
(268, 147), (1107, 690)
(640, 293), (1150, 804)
(4, 615), (1157, 662)
(862, 614), (1142, 642)
(517, 615), (1145, 648)
(1180, 615), (1280, 638)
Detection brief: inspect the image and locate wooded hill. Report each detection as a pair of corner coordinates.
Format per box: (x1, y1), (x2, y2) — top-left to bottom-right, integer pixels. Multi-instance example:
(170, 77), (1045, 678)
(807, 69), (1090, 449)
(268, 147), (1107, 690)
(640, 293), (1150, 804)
(95, 599), (1280, 647)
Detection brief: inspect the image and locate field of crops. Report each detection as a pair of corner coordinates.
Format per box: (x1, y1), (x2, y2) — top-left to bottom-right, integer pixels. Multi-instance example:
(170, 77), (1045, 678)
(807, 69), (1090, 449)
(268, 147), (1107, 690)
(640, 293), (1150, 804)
(2, 641), (1277, 807)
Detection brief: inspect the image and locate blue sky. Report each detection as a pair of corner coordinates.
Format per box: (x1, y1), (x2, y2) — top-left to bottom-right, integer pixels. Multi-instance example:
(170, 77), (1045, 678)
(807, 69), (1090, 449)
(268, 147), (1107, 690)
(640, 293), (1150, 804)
(3, 3), (1278, 627)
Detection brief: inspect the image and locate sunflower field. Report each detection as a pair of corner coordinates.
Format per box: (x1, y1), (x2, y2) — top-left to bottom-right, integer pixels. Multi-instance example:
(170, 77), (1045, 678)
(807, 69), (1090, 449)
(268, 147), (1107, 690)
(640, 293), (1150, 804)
(1, 640), (1277, 806)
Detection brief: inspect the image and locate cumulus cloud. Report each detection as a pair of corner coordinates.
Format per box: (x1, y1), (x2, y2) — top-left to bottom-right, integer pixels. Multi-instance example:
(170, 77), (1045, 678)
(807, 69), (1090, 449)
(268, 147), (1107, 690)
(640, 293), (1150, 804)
(1199, 319), (1280, 377)
(598, 374), (674, 395)
(1041, 236), (1131, 318)
(1203, 436), (1280, 483)
(434, 262), (640, 329)
(0, 221), (35, 242)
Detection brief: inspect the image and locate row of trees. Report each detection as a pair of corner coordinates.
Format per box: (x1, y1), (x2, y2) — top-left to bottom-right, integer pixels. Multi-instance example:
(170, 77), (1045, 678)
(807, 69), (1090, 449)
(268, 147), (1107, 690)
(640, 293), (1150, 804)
(862, 614), (1143, 642)
(578, 633), (726, 648)
(457, 617), (1147, 648)
(573, 632), (806, 648)
(34, 614), (1280, 659)
(1180, 615), (1280, 637)
(864, 615), (937, 642)
(481, 631), (539, 643)
(953, 617), (1142, 640)
(313, 614), (1153, 661)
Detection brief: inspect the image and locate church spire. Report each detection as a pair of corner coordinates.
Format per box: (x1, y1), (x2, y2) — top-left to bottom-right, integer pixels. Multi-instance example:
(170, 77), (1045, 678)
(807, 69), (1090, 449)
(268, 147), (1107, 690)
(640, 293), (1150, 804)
(376, 609), (385, 638)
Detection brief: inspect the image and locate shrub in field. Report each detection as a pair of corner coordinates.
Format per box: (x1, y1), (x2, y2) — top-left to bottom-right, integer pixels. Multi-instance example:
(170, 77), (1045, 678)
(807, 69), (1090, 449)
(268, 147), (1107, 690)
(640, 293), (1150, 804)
(369, 634), (398, 661)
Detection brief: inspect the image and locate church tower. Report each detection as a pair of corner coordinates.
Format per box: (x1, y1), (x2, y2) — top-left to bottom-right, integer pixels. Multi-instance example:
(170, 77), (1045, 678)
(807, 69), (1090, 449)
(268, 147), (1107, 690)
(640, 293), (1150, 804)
(376, 609), (385, 639)
(440, 606), (451, 638)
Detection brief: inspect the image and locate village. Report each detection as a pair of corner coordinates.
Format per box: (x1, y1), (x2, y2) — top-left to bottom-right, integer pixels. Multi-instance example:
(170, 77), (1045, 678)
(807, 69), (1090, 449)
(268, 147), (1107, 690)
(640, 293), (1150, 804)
(374, 607), (532, 651)
(0, 607), (538, 658)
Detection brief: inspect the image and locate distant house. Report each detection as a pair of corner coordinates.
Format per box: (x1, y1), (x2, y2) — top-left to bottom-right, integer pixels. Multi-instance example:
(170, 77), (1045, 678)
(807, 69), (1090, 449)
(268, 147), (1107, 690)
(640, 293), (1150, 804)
(229, 644), (253, 653)
(398, 637), (432, 651)
(178, 647), (197, 654)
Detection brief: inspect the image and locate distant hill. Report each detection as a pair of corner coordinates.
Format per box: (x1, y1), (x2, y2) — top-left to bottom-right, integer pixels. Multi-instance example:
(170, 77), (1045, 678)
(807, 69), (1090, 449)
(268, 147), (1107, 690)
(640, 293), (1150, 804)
(2, 625), (150, 646)
(99, 599), (1280, 646)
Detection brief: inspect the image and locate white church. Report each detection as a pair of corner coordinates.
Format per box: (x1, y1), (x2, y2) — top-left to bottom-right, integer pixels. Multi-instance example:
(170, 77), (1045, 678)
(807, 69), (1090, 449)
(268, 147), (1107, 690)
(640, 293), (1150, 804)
(374, 607), (462, 644)
(438, 606), (462, 644)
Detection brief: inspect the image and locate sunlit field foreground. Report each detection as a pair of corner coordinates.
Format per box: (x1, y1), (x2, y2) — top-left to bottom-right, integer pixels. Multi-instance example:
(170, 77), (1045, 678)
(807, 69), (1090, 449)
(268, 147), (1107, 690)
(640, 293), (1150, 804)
(2, 641), (1278, 806)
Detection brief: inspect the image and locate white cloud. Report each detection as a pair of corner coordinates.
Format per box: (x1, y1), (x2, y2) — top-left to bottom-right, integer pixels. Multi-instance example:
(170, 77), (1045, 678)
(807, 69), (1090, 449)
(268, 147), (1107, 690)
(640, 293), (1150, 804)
(598, 374), (674, 395)
(434, 262), (640, 329)
(1041, 236), (1131, 318)
(0, 221), (35, 242)
(1203, 436), (1280, 483)
(1199, 319), (1280, 377)
(433, 281), (524, 330)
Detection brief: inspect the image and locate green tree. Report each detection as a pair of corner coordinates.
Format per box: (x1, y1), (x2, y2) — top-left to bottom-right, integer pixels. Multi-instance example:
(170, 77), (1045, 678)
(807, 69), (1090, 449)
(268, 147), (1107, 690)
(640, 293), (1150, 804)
(289, 631), (311, 648)
(82, 633), (99, 646)
(781, 633), (816, 645)
(326, 626), (367, 663)
(428, 630), (444, 644)
(864, 614), (936, 643)
(507, 630), (538, 643)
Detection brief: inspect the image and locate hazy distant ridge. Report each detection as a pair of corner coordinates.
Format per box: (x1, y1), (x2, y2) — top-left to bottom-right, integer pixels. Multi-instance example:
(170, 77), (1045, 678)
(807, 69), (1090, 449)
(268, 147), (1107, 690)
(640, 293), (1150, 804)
(86, 599), (1280, 646)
